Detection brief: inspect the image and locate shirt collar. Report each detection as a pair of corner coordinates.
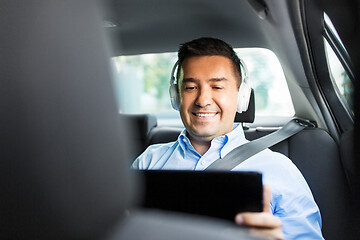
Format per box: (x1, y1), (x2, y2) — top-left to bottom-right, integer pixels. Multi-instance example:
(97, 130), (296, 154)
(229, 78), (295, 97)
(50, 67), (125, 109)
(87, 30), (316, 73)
(226, 123), (247, 143)
(177, 123), (248, 158)
(178, 129), (200, 158)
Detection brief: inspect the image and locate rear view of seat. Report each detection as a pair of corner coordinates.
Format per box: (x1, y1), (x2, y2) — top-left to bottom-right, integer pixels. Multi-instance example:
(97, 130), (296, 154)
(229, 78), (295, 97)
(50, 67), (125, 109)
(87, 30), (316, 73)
(1, 1), (261, 240)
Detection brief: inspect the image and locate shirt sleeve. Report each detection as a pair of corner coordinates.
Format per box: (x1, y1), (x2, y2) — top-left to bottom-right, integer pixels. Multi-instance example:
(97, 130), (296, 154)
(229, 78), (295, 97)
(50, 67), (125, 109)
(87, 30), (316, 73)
(265, 153), (324, 239)
(236, 150), (324, 239)
(131, 147), (152, 170)
(271, 179), (323, 239)
(131, 142), (176, 170)
(131, 157), (141, 169)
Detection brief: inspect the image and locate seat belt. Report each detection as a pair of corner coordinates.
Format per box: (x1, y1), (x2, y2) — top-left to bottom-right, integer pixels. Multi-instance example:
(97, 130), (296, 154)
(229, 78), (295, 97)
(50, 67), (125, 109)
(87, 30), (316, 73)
(205, 118), (315, 171)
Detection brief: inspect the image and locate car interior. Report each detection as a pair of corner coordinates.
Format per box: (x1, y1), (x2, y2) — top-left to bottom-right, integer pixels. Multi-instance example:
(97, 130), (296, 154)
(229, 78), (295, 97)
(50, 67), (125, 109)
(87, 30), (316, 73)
(105, 0), (359, 238)
(1, 0), (359, 240)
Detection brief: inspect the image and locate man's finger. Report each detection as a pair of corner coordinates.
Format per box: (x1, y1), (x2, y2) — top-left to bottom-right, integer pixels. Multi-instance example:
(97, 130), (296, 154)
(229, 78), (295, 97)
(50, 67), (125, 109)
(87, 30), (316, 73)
(263, 185), (271, 213)
(235, 212), (282, 228)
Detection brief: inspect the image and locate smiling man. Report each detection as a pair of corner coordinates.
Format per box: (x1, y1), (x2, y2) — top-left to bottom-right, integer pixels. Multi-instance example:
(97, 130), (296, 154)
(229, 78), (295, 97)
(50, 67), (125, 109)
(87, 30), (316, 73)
(178, 55), (239, 155)
(132, 37), (324, 239)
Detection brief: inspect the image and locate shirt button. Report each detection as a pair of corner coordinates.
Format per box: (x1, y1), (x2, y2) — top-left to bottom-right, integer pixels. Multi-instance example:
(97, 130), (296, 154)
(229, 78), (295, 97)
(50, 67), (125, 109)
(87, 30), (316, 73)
(183, 138), (187, 143)
(201, 160), (206, 165)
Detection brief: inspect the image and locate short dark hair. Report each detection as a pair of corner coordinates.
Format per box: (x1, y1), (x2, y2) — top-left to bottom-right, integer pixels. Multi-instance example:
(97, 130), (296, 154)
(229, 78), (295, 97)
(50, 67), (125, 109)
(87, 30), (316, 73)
(177, 37), (242, 86)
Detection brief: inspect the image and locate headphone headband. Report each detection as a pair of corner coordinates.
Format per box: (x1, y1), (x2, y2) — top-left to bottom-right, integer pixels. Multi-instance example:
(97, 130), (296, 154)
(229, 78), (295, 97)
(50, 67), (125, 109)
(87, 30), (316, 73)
(169, 60), (179, 85)
(239, 59), (249, 83)
(170, 59), (248, 85)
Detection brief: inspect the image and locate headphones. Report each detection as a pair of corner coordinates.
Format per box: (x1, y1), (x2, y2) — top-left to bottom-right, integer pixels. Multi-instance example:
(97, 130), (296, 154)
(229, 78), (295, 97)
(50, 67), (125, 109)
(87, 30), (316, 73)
(169, 58), (251, 113)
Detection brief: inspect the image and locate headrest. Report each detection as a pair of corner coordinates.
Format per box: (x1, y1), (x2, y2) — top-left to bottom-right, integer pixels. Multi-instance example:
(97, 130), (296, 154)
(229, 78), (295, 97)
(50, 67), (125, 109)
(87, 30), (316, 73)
(234, 89), (255, 123)
(0, 1), (136, 239)
(119, 114), (158, 140)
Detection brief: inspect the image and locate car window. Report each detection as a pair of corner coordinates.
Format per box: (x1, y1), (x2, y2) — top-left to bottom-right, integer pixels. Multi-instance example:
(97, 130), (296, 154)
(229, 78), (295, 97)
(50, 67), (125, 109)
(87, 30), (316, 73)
(323, 13), (354, 117)
(112, 48), (294, 126)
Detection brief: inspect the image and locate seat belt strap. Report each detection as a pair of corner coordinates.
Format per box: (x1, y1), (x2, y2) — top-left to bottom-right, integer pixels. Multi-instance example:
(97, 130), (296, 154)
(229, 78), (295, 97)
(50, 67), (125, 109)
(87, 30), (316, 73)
(205, 118), (315, 171)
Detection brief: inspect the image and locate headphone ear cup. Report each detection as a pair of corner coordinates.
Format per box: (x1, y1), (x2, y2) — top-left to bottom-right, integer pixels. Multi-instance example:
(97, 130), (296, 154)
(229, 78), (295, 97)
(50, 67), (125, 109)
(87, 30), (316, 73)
(169, 82), (179, 111)
(236, 82), (251, 113)
(169, 61), (180, 111)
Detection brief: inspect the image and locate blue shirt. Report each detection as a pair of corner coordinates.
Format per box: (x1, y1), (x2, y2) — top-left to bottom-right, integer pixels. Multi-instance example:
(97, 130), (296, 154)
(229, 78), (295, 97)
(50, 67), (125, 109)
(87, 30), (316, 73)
(132, 123), (324, 239)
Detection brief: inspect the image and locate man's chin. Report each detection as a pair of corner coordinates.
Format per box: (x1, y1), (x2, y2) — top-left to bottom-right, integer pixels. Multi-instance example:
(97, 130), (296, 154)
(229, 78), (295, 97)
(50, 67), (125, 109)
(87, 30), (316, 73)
(187, 129), (218, 141)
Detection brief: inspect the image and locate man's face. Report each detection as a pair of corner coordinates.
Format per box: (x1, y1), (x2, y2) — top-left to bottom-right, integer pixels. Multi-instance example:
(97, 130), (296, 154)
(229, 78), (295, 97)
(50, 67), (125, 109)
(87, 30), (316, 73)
(178, 55), (239, 143)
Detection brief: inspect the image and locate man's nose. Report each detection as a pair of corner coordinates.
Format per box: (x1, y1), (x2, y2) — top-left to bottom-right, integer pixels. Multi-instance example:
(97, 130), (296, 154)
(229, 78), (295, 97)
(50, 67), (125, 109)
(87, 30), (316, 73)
(195, 87), (213, 107)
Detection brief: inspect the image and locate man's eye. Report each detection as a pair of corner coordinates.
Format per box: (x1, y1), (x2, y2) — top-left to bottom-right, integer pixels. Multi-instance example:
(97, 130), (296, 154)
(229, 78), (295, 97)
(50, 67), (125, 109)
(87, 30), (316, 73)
(185, 86), (196, 90)
(213, 86), (223, 90)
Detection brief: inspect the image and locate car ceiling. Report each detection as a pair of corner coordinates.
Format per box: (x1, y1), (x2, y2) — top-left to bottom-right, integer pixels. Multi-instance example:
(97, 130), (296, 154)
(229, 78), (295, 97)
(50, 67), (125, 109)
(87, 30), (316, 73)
(104, 0), (283, 56)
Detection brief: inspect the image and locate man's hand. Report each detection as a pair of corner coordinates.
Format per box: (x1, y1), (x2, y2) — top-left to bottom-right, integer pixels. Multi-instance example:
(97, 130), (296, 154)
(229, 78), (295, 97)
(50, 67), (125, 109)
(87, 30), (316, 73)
(234, 185), (284, 240)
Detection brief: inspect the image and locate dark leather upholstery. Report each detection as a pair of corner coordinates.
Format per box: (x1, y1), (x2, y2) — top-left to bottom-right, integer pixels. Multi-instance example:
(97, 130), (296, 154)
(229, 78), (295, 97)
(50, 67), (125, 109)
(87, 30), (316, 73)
(120, 113), (157, 164)
(235, 89), (255, 123)
(148, 126), (183, 144)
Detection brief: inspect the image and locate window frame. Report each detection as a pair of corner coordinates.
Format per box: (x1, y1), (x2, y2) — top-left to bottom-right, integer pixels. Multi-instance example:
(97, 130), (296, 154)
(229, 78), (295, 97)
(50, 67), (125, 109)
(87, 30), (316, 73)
(323, 15), (355, 83)
(303, 2), (354, 136)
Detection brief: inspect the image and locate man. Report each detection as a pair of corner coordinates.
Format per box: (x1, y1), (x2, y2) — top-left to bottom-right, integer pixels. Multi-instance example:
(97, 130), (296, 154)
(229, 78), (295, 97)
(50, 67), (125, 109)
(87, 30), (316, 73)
(132, 37), (324, 239)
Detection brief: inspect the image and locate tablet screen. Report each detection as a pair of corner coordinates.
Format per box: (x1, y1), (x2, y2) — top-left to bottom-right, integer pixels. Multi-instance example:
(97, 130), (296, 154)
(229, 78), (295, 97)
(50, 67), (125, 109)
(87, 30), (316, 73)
(139, 170), (263, 221)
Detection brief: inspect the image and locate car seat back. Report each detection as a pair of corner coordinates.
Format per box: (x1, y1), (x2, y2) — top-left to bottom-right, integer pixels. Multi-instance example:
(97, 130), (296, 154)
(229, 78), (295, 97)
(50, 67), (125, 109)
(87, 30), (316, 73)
(0, 1), (136, 239)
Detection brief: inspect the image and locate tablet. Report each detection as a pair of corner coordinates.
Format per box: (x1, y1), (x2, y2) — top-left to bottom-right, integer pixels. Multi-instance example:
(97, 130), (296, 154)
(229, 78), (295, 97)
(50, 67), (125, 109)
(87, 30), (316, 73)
(139, 170), (263, 221)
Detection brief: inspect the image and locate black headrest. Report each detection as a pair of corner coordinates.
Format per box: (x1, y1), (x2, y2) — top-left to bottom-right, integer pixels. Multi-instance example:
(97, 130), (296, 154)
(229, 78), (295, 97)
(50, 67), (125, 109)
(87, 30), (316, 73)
(119, 114), (158, 140)
(234, 89), (255, 123)
(0, 1), (136, 239)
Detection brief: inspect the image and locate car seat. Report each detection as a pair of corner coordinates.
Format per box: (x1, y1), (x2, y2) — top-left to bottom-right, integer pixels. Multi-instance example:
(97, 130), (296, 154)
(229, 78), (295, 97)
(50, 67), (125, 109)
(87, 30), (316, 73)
(0, 1), (261, 239)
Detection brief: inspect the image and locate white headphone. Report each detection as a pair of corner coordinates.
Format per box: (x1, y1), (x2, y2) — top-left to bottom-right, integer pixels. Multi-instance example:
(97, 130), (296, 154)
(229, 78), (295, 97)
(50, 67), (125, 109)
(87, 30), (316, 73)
(169, 58), (251, 113)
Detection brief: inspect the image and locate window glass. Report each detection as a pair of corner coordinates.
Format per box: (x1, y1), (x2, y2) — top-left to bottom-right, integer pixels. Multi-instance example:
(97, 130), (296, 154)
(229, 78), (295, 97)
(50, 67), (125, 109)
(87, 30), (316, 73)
(323, 13), (354, 116)
(324, 40), (354, 116)
(112, 48), (294, 125)
(112, 52), (177, 115)
(235, 48), (294, 117)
